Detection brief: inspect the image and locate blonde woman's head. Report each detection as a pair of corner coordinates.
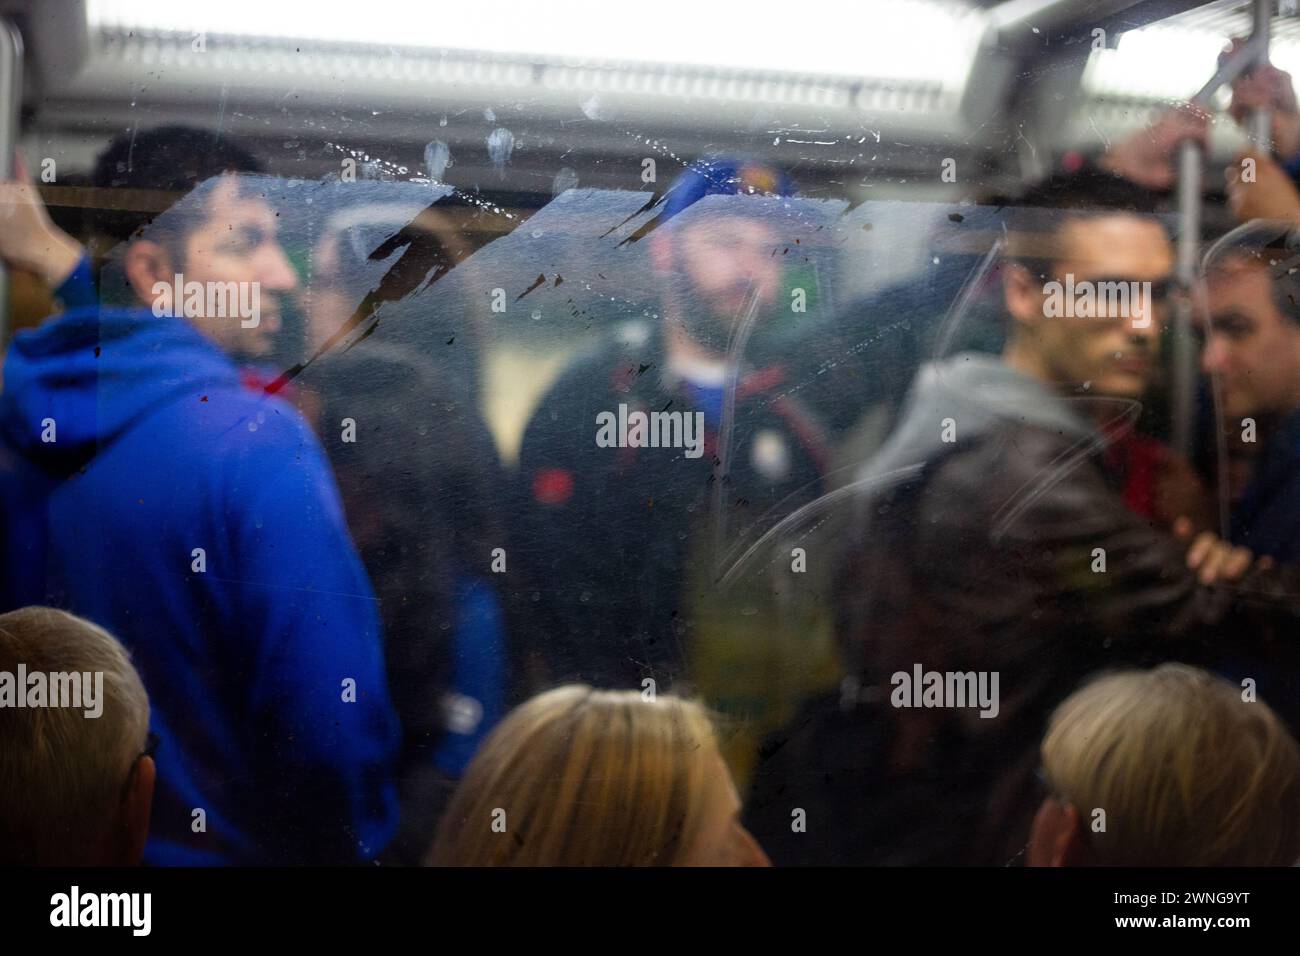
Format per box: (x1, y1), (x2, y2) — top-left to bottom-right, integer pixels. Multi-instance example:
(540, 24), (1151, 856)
(1030, 663), (1300, 866)
(427, 685), (769, 866)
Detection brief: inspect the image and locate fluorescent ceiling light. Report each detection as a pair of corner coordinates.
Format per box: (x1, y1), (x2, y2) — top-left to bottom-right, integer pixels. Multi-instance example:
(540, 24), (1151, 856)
(1085, 21), (1300, 103)
(87, 0), (983, 86)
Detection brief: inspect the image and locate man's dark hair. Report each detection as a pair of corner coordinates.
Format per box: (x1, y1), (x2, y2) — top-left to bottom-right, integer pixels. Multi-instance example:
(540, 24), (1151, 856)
(1011, 166), (1162, 217)
(1204, 224), (1300, 327)
(86, 125), (264, 249)
(1000, 167), (1165, 276)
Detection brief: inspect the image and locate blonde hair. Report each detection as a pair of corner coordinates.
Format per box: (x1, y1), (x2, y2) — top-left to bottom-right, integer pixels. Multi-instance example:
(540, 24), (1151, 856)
(1041, 663), (1300, 866)
(0, 606), (151, 864)
(428, 685), (721, 866)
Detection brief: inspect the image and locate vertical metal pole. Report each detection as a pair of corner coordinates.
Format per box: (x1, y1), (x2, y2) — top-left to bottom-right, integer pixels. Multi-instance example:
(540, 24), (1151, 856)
(1250, 0), (1274, 149)
(0, 19), (22, 352)
(1172, 139), (1202, 458)
(1171, 1), (1274, 458)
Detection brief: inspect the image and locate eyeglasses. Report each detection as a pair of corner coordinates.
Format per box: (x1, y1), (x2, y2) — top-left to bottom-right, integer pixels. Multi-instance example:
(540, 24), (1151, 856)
(119, 731), (160, 805)
(1041, 274), (1176, 310)
(1034, 765), (1092, 849)
(1035, 765), (1064, 802)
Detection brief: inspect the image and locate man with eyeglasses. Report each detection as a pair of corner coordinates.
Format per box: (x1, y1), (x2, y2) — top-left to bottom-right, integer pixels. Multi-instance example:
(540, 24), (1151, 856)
(0, 606), (156, 866)
(1029, 664), (1300, 867)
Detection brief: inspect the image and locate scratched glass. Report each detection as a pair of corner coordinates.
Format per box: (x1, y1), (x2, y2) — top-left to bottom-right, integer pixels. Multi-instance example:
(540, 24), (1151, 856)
(7, 0), (1299, 870)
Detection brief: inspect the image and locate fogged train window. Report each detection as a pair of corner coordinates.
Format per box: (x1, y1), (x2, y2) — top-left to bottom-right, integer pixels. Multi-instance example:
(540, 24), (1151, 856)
(6, 0), (1300, 870)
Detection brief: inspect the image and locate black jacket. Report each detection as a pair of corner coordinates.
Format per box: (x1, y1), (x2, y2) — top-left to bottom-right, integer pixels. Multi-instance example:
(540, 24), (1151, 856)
(749, 352), (1300, 865)
(510, 320), (832, 691)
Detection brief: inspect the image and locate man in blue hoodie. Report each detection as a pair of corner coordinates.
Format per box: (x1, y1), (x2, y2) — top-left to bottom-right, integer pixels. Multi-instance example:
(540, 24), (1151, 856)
(0, 127), (400, 865)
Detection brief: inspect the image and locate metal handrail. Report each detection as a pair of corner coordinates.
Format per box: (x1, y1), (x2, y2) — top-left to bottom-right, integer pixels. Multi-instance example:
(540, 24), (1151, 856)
(1171, 0), (1274, 463)
(0, 18), (22, 353)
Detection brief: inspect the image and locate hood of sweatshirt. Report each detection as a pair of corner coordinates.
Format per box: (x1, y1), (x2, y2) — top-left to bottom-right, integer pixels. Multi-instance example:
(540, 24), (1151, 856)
(0, 306), (240, 474)
(854, 350), (1104, 495)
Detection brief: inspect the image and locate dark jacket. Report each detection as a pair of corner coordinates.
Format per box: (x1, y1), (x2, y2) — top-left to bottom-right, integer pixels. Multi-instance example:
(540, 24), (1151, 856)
(0, 306), (401, 865)
(750, 352), (1300, 866)
(1232, 406), (1300, 562)
(302, 341), (509, 862)
(305, 342), (507, 762)
(511, 320), (832, 691)
(1219, 404), (1300, 734)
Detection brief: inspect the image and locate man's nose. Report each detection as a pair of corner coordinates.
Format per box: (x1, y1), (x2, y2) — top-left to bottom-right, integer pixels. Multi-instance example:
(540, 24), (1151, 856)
(258, 242), (299, 293)
(1202, 335), (1228, 374)
(743, 252), (780, 290)
(1123, 318), (1158, 349)
(1126, 298), (1161, 336)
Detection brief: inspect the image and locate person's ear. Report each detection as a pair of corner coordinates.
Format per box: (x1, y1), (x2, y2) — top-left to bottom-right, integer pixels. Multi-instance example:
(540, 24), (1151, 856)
(1003, 261), (1045, 332)
(119, 755), (156, 866)
(1054, 801), (1090, 866)
(123, 239), (175, 309)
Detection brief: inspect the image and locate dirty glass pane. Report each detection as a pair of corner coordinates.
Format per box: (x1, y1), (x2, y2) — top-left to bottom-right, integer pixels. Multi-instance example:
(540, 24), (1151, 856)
(3, 0), (1300, 888)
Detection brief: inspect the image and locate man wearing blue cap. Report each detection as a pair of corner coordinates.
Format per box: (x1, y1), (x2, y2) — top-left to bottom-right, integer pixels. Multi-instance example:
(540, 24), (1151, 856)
(511, 157), (835, 740)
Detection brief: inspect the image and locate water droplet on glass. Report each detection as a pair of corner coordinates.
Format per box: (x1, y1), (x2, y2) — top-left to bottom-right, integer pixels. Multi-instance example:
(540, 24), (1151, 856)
(552, 167), (579, 196)
(424, 140), (451, 181)
(486, 127), (515, 174)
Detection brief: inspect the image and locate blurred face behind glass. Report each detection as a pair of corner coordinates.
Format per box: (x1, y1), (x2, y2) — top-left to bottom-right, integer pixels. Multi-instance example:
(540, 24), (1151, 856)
(303, 231), (352, 354)
(1006, 214), (1173, 400)
(1201, 256), (1300, 420)
(662, 212), (784, 353)
(177, 176), (298, 359)
(300, 206), (466, 356)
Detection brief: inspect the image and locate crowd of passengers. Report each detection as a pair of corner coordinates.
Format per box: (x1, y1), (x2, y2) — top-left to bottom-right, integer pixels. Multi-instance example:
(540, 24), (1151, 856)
(5, 58), (1300, 866)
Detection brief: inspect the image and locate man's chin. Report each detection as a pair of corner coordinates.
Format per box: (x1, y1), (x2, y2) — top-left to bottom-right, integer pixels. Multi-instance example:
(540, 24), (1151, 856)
(220, 338), (274, 362)
(1216, 395), (1250, 421)
(1082, 374), (1147, 401)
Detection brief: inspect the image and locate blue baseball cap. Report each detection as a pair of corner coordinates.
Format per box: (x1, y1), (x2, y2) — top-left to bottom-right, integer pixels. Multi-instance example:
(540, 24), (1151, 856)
(659, 156), (795, 225)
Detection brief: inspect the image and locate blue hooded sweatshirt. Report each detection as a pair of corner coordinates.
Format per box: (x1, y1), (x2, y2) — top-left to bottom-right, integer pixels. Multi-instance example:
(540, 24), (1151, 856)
(0, 305), (401, 865)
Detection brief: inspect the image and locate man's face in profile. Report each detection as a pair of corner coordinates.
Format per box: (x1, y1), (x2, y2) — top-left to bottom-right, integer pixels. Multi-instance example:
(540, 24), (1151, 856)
(665, 212), (784, 351)
(1200, 256), (1300, 420)
(1009, 213), (1173, 400)
(177, 176), (298, 359)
